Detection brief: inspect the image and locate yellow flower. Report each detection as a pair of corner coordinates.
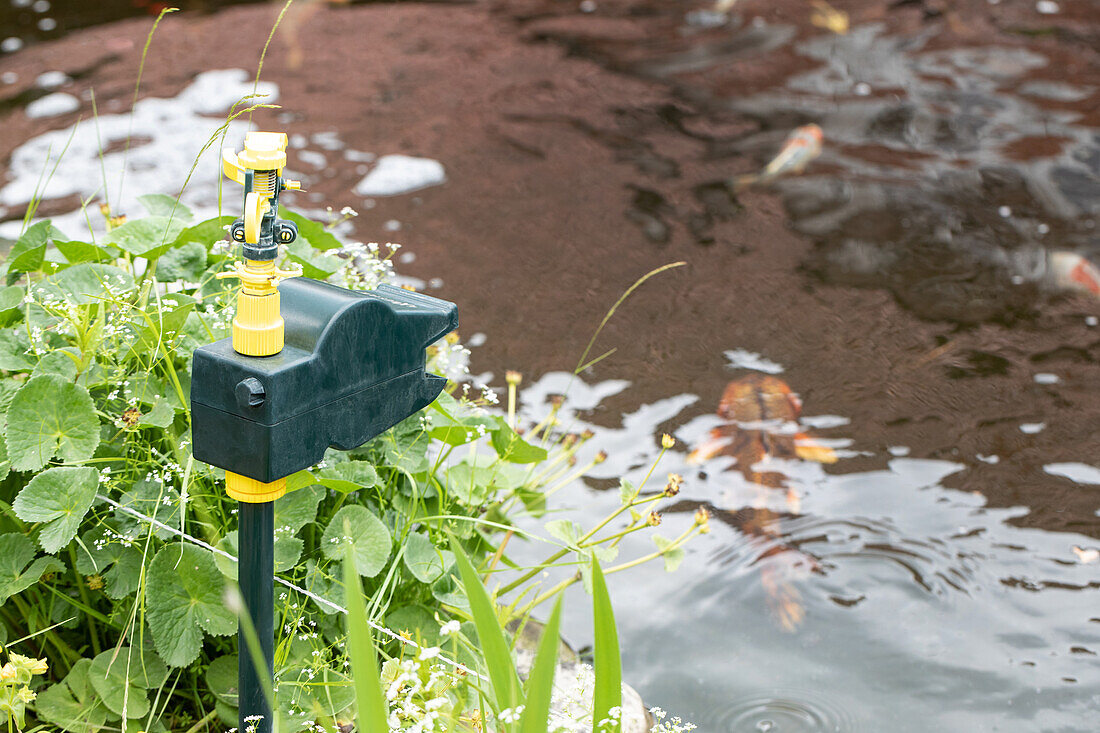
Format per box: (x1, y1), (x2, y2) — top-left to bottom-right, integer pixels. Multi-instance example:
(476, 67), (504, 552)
(694, 507), (711, 534)
(646, 511), (662, 527)
(661, 433), (676, 449)
(16, 687), (35, 703)
(505, 370), (523, 386)
(0, 663), (17, 682)
(10, 653), (47, 676)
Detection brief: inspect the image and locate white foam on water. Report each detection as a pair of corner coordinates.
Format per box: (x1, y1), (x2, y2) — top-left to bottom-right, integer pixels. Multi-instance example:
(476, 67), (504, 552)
(0, 69), (277, 239)
(34, 70), (68, 89)
(801, 414), (850, 429)
(353, 154), (446, 197)
(724, 348), (785, 374)
(1044, 462), (1100, 485)
(25, 91), (79, 118)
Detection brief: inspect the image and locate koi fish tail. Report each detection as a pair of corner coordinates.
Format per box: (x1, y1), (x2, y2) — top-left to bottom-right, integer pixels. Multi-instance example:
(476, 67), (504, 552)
(761, 564), (805, 632)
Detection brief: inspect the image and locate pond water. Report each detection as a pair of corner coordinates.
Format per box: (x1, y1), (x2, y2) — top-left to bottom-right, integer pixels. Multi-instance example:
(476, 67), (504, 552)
(509, 370), (1099, 732)
(491, 7), (1100, 732)
(2, 1), (1099, 731)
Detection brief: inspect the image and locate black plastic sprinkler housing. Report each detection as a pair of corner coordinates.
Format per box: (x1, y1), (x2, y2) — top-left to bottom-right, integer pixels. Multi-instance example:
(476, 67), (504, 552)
(192, 132), (457, 733)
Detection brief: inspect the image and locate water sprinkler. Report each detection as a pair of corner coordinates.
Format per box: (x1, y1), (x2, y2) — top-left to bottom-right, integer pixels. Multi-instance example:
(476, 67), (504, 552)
(191, 131), (458, 733)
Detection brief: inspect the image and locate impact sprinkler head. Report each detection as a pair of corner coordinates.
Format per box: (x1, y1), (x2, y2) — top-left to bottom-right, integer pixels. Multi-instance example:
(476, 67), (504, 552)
(217, 131), (305, 358)
(222, 131), (302, 260)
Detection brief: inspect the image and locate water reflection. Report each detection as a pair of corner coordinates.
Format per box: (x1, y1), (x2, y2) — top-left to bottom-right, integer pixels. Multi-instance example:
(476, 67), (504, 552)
(729, 23), (1100, 322)
(511, 369), (1100, 732)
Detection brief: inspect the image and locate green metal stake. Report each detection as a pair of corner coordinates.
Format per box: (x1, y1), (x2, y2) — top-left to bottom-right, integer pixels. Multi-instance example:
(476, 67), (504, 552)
(238, 503), (275, 733)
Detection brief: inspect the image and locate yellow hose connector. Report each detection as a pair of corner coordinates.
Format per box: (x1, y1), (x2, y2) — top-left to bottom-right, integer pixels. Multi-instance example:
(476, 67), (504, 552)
(216, 259), (301, 357)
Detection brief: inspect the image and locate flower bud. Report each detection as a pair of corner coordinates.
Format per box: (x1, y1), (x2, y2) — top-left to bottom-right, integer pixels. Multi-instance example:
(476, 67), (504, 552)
(646, 511), (661, 527)
(505, 370), (523, 386)
(661, 433), (676, 449)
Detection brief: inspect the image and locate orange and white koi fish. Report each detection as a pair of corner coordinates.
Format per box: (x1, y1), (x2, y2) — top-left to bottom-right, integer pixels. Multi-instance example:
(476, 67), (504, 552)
(688, 374), (842, 631)
(732, 124), (823, 192)
(1048, 251), (1100, 297)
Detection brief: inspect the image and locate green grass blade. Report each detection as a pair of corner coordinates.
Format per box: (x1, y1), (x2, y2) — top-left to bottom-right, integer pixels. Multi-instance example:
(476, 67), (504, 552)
(451, 537), (522, 712)
(519, 596), (563, 733)
(344, 542), (389, 732)
(591, 557), (622, 733)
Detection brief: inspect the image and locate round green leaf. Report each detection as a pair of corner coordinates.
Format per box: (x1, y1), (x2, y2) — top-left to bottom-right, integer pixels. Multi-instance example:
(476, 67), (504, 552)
(274, 483), (324, 535)
(137, 194), (193, 221)
(39, 264), (135, 305)
(156, 241), (207, 283)
(13, 466), (99, 553)
(402, 532), (453, 584)
(88, 647), (166, 719)
(104, 216), (187, 259)
(0, 532), (64, 603)
(0, 329), (35, 371)
(278, 664), (354, 719)
(205, 654), (238, 707)
(74, 527), (143, 599)
(214, 529), (303, 579)
(35, 659), (110, 732)
(147, 544), (235, 667)
(31, 349), (80, 380)
(321, 505), (391, 578)
(6, 375), (100, 472)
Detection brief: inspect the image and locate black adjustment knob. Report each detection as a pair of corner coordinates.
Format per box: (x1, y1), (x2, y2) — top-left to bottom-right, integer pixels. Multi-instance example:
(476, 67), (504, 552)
(235, 377), (266, 409)
(275, 220), (298, 245)
(230, 220), (247, 243)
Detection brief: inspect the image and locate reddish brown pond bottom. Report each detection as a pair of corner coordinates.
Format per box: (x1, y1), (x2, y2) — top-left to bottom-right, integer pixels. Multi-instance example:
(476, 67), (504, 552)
(0, 0), (1098, 730)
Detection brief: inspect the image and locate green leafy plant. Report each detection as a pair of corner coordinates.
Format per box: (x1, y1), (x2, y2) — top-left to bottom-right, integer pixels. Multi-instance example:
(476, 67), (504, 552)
(0, 198), (696, 732)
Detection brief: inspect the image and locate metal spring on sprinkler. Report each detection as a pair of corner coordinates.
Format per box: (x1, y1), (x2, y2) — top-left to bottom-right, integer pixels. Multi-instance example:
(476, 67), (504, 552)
(253, 169), (277, 196)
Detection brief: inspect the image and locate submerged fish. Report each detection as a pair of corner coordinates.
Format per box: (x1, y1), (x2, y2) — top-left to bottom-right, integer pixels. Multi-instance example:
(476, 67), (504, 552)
(688, 373), (837, 478)
(1047, 251), (1100, 297)
(810, 0), (850, 34)
(732, 124), (823, 191)
(689, 374), (841, 631)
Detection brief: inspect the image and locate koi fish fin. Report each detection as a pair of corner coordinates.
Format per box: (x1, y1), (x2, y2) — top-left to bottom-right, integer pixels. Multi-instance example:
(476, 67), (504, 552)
(794, 433), (838, 464)
(687, 433), (734, 464)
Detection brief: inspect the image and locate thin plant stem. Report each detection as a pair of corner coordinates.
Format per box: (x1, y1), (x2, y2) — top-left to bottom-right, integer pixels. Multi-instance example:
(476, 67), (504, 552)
(182, 709), (219, 733)
(68, 546), (101, 655)
(117, 7), (178, 205)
